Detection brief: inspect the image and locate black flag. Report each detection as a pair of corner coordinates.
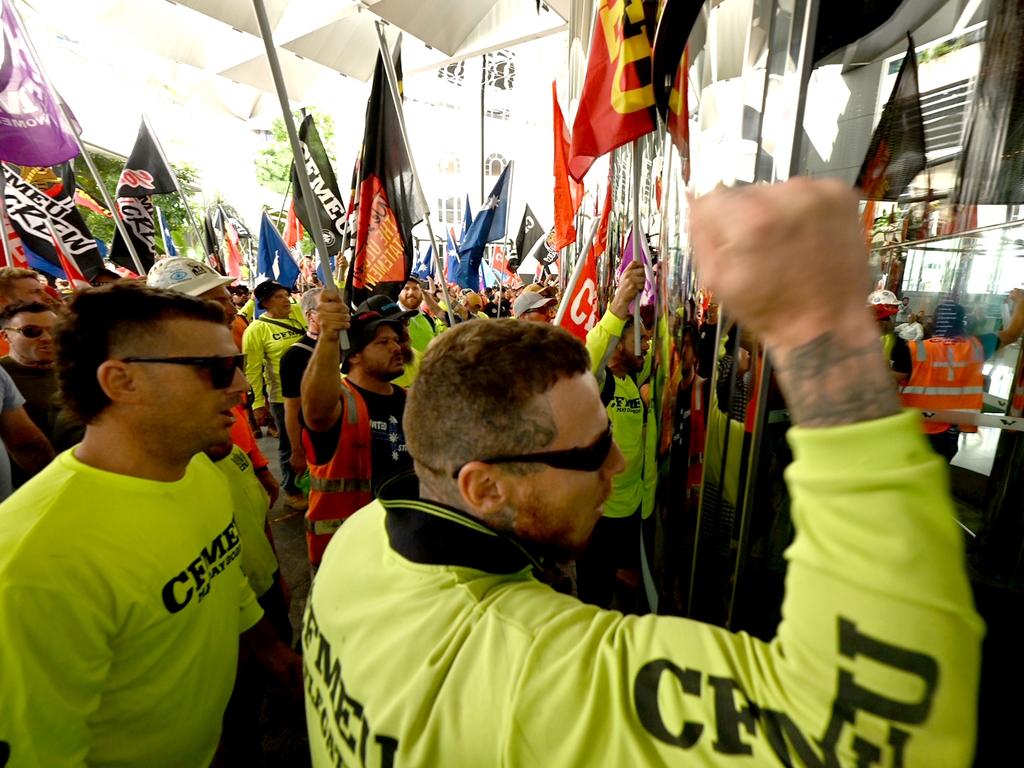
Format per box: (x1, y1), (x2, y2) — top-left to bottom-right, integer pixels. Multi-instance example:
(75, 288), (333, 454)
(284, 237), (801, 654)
(855, 35), (927, 201)
(291, 115), (346, 257)
(117, 122), (176, 199)
(3, 164), (103, 278)
(203, 207), (225, 274)
(513, 204), (544, 271)
(116, 121), (176, 198)
(110, 196), (156, 274)
(347, 41), (423, 304)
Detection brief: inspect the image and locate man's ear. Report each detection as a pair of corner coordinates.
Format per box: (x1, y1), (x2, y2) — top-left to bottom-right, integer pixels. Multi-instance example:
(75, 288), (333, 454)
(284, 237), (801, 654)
(95, 360), (147, 407)
(455, 462), (515, 521)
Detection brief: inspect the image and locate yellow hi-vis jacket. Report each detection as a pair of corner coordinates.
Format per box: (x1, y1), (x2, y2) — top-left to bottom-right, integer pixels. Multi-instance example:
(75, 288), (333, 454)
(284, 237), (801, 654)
(303, 410), (981, 767)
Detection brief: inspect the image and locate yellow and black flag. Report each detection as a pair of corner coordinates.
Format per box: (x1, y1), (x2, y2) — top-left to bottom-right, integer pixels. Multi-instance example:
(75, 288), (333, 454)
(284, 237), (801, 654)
(347, 39), (422, 304)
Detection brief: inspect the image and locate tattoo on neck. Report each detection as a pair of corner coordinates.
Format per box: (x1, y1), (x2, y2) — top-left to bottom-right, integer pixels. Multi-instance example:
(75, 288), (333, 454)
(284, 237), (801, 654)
(774, 332), (901, 427)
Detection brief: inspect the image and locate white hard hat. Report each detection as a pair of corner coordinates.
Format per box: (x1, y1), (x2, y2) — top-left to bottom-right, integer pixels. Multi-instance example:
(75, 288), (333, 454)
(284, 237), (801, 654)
(147, 257), (234, 297)
(867, 289), (899, 306)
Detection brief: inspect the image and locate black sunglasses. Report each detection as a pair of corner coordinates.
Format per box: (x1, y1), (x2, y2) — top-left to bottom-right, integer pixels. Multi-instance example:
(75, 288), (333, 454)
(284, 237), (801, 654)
(6, 325), (51, 339)
(121, 354), (245, 389)
(451, 422), (614, 478)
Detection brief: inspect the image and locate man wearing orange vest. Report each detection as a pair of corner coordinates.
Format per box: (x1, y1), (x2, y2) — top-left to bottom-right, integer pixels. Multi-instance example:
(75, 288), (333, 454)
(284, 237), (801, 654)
(896, 289), (1024, 461)
(300, 294), (418, 566)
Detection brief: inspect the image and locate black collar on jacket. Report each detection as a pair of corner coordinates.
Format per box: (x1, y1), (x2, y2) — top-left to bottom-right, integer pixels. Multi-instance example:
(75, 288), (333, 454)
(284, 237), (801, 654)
(382, 498), (544, 574)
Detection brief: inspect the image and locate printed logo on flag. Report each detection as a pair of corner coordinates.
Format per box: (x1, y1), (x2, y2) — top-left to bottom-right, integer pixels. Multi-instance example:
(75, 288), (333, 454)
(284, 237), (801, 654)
(117, 169), (156, 193)
(353, 176), (405, 289)
(570, 277), (598, 331)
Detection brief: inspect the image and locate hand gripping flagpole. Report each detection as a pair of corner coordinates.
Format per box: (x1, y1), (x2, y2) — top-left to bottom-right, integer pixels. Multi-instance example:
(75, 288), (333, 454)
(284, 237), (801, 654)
(553, 217), (599, 327)
(374, 21), (456, 328)
(251, 0), (348, 349)
(8, 3), (147, 276)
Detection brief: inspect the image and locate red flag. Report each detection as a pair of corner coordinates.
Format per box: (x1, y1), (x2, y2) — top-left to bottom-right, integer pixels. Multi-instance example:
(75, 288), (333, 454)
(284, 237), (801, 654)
(47, 218), (89, 290)
(553, 83), (584, 251)
(491, 245), (516, 282)
(666, 46), (691, 181)
(567, 0), (656, 182)
(74, 188), (112, 218)
(1, 212), (28, 268)
(223, 219), (243, 279)
(560, 186), (612, 340)
(284, 199), (303, 249)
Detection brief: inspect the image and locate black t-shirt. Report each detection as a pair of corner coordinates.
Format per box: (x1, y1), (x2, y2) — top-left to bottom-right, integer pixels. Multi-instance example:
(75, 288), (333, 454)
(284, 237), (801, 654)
(697, 323), (717, 380)
(305, 382), (414, 494)
(0, 358), (57, 434)
(280, 335), (317, 399)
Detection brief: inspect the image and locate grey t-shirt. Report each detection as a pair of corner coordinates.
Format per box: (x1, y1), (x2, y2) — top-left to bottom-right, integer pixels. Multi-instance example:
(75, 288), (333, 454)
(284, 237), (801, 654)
(0, 367), (26, 501)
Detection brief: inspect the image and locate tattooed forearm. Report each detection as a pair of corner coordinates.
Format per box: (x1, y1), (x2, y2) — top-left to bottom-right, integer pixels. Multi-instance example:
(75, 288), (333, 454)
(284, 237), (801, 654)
(773, 331), (901, 428)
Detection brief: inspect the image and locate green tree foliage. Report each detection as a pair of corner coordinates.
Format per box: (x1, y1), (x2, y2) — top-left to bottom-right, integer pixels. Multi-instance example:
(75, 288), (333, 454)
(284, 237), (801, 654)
(254, 110), (337, 197)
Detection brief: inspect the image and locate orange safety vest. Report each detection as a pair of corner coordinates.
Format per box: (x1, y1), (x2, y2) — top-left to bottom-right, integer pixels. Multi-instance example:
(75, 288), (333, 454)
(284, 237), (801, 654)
(302, 378), (374, 566)
(900, 337), (985, 434)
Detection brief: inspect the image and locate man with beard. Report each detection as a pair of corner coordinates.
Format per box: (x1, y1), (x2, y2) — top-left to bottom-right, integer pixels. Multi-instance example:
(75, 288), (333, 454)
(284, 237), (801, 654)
(301, 179), (981, 767)
(397, 276), (442, 356)
(577, 261), (655, 611)
(300, 294), (417, 567)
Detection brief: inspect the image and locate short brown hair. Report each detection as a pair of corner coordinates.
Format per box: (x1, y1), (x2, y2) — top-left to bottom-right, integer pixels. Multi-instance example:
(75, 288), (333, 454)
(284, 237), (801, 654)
(0, 301), (53, 326)
(0, 267), (40, 300)
(56, 282), (225, 423)
(405, 320), (590, 486)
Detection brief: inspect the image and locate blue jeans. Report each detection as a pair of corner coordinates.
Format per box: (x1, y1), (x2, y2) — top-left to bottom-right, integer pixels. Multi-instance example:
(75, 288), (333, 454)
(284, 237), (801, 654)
(269, 401), (297, 494)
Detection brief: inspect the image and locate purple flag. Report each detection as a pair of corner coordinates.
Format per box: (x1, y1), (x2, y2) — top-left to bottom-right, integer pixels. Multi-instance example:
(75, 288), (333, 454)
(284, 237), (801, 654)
(0, 1), (78, 166)
(616, 228), (655, 312)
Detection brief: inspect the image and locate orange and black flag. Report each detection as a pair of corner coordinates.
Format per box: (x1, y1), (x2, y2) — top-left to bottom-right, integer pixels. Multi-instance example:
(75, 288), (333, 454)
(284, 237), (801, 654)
(347, 39), (423, 304)
(856, 35), (927, 201)
(567, 0), (657, 183)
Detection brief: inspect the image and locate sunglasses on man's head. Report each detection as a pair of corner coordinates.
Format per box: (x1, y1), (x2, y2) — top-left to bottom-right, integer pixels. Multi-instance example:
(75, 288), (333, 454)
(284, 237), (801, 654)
(121, 354), (245, 389)
(6, 325), (51, 339)
(451, 422), (613, 478)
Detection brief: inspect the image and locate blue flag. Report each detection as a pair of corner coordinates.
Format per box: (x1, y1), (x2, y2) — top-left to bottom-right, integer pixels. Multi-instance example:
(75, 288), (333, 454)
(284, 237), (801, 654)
(256, 211), (301, 289)
(412, 243), (434, 280)
(479, 260), (502, 289)
(156, 205), (177, 257)
(460, 194), (473, 245)
(445, 229), (459, 281)
(456, 162), (513, 290)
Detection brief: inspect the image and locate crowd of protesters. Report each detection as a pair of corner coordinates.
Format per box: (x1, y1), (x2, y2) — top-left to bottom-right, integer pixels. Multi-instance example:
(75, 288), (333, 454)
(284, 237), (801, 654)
(0, 177), (1005, 766)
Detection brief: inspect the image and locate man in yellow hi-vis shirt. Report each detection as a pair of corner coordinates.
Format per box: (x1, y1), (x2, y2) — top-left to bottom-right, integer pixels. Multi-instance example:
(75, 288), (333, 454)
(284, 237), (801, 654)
(303, 179), (981, 767)
(0, 284), (301, 767)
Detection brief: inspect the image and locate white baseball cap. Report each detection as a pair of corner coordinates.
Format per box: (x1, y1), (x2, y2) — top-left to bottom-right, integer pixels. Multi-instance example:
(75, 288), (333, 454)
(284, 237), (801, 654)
(147, 257), (234, 297)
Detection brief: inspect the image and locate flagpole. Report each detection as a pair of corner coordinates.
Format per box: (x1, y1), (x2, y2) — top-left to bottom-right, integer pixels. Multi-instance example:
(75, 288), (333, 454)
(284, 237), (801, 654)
(0, 170), (12, 267)
(630, 139), (644, 352)
(373, 21), (456, 328)
(553, 217), (599, 327)
(252, 0), (349, 348)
